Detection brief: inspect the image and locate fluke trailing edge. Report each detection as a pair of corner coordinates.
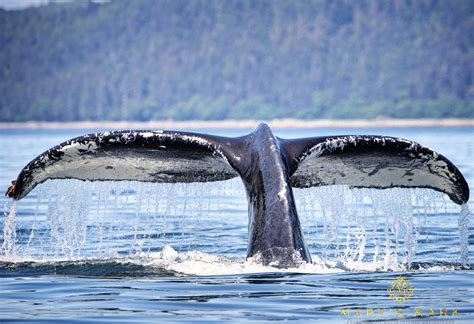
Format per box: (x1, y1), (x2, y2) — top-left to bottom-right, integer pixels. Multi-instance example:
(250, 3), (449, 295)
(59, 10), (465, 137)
(5, 123), (470, 267)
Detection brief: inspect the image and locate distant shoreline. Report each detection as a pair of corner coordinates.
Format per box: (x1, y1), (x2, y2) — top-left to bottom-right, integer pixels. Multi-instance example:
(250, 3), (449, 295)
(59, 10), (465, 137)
(0, 119), (473, 130)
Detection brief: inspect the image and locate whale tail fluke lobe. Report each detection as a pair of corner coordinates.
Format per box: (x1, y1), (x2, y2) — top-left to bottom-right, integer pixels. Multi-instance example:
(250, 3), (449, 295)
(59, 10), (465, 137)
(8, 130), (241, 200)
(6, 124), (469, 267)
(282, 135), (469, 205)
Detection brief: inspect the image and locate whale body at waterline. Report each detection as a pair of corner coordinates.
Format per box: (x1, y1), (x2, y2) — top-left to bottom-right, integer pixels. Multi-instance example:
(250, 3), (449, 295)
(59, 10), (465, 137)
(6, 123), (469, 267)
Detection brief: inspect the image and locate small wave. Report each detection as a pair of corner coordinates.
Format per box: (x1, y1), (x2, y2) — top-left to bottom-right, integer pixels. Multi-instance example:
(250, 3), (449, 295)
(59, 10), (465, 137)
(0, 246), (469, 278)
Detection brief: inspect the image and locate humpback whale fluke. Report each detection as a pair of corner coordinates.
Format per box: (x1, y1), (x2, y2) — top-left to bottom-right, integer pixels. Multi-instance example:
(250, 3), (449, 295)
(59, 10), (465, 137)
(6, 123), (470, 267)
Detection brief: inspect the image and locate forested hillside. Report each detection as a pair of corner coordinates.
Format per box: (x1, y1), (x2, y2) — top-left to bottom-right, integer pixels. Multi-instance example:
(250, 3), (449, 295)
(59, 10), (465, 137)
(1, 0), (473, 121)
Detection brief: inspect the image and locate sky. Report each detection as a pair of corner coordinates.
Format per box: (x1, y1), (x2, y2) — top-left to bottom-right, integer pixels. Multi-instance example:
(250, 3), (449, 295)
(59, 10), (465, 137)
(0, 0), (52, 10)
(0, 0), (108, 10)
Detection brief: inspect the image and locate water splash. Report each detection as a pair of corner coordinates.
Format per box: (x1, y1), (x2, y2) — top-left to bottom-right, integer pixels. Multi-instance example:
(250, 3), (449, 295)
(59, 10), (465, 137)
(295, 186), (468, 271)
(1, 179), (247, 260)
(0, 179), (470, 273)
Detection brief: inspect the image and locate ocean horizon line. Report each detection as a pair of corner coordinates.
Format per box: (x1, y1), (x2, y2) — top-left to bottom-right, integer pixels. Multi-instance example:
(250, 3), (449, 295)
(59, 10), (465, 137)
(1, 118), (473, 130)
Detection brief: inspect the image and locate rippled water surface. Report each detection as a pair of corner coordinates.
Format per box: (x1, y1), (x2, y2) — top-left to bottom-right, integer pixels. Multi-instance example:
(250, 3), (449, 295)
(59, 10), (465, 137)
(0, 127), (473, 322)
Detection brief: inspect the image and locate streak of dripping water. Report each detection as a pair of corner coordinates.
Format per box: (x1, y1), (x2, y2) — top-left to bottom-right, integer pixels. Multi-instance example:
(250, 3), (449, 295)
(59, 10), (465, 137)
(131, 185), (144, 256)
(2, 200), (17, 256)
(25, 190), (41, 256)
(459, 204), (470, 267)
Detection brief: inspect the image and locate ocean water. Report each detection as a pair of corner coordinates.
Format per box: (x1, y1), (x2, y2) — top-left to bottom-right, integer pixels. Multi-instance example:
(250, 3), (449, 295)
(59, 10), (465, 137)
(0, 126), (473, 322)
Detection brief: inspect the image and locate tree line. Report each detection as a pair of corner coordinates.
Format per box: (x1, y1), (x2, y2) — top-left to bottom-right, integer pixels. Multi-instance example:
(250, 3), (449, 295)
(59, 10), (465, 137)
(0, 0), (473, 121)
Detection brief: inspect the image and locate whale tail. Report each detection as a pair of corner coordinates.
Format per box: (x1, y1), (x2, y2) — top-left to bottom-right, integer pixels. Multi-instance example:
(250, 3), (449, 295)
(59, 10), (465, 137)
(6, 124), (469, 267)
(7, 125), (469, 205)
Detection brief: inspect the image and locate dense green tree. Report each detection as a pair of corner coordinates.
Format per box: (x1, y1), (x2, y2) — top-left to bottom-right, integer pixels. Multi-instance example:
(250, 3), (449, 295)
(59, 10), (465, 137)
(0, 0), (473, 121)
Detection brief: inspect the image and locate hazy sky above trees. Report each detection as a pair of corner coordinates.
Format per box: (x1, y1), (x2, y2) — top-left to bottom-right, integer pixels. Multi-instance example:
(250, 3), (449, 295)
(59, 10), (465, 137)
(0, 0), (109, 10)
(0, 0), (56, 10)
